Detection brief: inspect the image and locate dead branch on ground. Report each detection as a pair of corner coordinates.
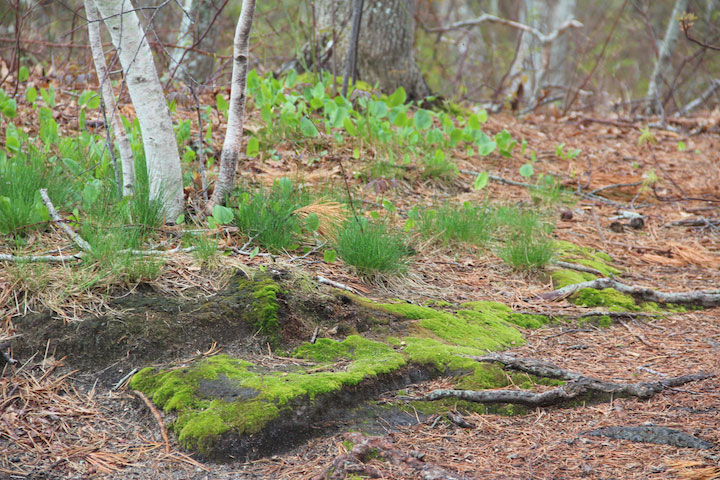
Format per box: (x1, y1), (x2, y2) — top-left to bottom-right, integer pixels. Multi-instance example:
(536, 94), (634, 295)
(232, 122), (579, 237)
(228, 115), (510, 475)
(396, 352), (712, 407)
(540, 277), (720, 308)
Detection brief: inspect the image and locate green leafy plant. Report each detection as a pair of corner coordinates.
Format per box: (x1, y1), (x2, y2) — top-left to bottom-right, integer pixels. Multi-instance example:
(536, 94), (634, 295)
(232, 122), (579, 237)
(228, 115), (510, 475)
(555, 143), (581, 161)
(0, 150), (72, 236)
(335, 218), (412, 275)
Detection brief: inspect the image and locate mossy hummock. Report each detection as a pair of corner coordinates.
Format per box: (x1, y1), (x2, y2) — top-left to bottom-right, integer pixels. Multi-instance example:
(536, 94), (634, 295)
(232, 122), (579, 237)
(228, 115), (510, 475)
(130, 292), (550, 458)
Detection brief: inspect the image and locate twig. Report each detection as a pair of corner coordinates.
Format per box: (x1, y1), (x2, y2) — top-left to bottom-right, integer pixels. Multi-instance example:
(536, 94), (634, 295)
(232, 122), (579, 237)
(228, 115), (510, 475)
(316, 275), (356, 293)
(134, 390), (170, 453)
(588, 182), (642, 196)
(40, 189), (92, 252)
(553, 261), (605, 276)
(112, 368), (139, 390)
(459, 169), (538, 189)
(0, 253), (85, 263)
(540, 277), (720, 308)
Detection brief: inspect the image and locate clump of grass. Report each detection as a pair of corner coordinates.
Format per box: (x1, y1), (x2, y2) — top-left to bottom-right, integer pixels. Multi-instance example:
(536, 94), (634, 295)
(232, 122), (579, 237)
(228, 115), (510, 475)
(418, 202), (493, 247)
(496, 208), (554, 270)
(233, 178), (311, 252)
(0, 149), (73, 236)
(335, 217), (412, 275)
(422, 149), (458, 181)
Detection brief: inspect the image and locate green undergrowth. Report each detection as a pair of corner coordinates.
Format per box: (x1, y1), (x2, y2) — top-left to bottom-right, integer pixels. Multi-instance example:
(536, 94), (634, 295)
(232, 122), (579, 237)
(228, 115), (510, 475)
(130, 292), (552, 456)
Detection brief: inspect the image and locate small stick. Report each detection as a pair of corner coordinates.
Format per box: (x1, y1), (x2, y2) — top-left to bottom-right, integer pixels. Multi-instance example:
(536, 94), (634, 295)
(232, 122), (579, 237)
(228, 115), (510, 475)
(316, 275), (356, 293)
(553, 261), (605, 276)
(112, 367), (139, 391)
(40, 189), (92, 252)
(134, 390), (170, 453)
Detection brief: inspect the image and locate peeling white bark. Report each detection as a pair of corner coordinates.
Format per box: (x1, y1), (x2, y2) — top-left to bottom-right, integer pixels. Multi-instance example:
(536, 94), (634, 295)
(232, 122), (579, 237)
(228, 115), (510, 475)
(84, 0), (136, 197)
(209, 0), (256, 208)
(646, 0), (689, 113)
(93, 0), (184, 221)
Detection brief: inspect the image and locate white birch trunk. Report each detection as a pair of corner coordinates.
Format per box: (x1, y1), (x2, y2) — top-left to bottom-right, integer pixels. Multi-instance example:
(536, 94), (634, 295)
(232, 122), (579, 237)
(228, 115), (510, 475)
(170, 0), (220, 83)
(209, 0), (256, 208)
(84, 0), (136, 197)
(93, 0), (184, 220)
(646, 0), (688, 113)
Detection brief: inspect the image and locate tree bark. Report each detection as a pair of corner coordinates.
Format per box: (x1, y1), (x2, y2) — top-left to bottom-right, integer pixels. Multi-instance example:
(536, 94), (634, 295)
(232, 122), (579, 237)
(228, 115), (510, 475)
(317, 0), (430, 100)
(646, 0), (688, 114)
(93, 0), (184, 221)
(208, 0), (256, 208)
(170, 0), (222, 84)
(84, 0), (136, 197)
(507, 0), (577, 108)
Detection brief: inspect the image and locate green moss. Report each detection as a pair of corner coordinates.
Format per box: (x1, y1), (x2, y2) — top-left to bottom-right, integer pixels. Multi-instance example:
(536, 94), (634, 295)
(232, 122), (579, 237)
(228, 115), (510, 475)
(554, 240), (622, 277)
(551, 269), (596, 288)
(130, 294), (557, 457)
(572, 287), (640, 311)
(238, 277), (283, 343)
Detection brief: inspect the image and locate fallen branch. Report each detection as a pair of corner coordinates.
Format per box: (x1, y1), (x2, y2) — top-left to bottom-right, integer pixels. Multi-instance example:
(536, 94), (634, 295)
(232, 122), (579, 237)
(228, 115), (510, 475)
(676, 79), (720, 116)
(585, 426), (715, 450)
(40, 189), (92, 252)
(553, 261), (605, 276)
(0, 253), (85, 263)
(464, 352), (584, 380)
(539, 277), (720, 307)
(459, 169), (538, 189)
(316, 275), (356, 293)
(397, 353), (711, 407)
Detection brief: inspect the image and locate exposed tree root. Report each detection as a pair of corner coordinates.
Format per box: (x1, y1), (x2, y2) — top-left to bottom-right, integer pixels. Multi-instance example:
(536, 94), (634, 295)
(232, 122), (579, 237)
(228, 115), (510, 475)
(584, 426), (715, 450)
(540, 277), (720, 308)
(316, 432), (474, 480)
(397, 353), (712, 408)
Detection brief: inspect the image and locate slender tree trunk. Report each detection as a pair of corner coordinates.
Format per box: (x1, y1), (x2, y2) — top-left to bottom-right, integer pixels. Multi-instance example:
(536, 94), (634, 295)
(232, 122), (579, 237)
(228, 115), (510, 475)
(208, 0), (256, 208)
(170, 0), (221, 84)
(506, 0), (577, 108)
(317, 0), (430, 100)
(84, 0), (136, 197)
(93, 0), (184, 221)
(646, 0), (688, 114)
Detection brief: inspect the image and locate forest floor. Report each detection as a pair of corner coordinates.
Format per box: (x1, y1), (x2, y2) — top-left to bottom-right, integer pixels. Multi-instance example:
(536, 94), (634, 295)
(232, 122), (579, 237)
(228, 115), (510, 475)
(2, 104), (720, 479)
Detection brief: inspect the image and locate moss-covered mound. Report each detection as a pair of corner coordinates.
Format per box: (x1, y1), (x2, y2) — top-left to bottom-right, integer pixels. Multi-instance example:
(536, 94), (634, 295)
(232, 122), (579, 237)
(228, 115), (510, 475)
(130, 293), (550, 460)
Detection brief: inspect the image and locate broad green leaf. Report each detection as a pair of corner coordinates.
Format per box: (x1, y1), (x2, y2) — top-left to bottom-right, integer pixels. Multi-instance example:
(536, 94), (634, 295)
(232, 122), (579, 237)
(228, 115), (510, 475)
(473, 171), (489, 190)
(477, 139), (496, 156)
(369, 100), (388, 119)
(519, 163), (534, 178)
(388, 87), (406, 107)
(413, 109), (433, 130)
(246, 137), (259, 158)
(212, 204), (234, 225)
(343, 116), (357, 136)
(2, 98), (17, 117)
(323, 249), (337, 263)
(216, 93), (229, 114)
(250, 246), (260, 259)
(25, 86), (37, 103)
(300, 117), (319, 137)
(18, 66), (29, 82)
(175, 213), (185, 225)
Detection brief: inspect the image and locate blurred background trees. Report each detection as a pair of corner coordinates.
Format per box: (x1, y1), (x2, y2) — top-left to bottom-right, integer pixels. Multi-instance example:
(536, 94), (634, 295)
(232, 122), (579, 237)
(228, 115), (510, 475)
(1, 0), (719, 114)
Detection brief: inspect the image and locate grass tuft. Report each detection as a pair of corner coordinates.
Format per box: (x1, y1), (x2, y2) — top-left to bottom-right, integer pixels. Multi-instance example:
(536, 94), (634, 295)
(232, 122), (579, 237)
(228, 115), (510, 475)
(418, 202), (493, 247)
(496, 208), (554, 270)
(335, 218), (412, 275)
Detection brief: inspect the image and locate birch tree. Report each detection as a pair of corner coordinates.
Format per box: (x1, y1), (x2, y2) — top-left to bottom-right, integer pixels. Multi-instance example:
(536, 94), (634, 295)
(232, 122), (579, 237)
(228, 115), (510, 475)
(170, 0), (221, 84)
(507, 0), (578, 108)
(93, 0), (184, 220)
(208, 0), (256, 208)
(646, 0), (689, 114)
(84, 0), (136, 197)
